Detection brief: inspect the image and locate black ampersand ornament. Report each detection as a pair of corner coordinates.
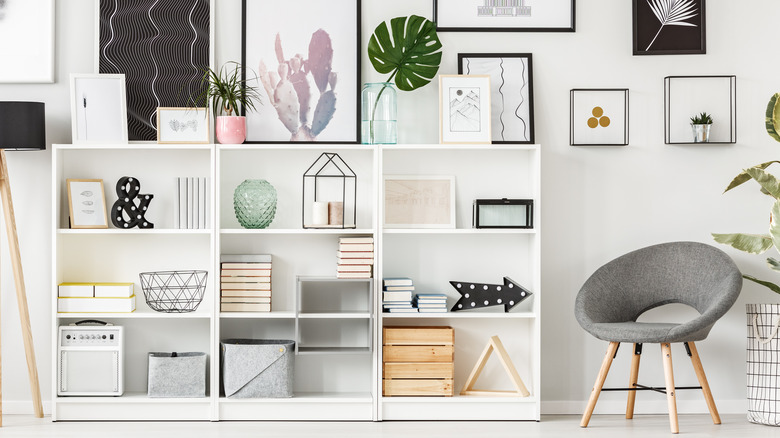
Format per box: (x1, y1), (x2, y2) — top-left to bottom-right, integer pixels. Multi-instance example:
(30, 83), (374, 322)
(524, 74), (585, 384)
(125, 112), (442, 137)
(111, 176), (154, 229)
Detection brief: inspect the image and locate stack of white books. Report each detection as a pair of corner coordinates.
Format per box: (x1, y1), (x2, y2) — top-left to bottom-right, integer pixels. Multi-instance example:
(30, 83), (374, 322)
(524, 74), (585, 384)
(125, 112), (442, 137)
(57, 282), (136, 313)
(414, 294), (449, 313)
(382, 278), (417, 313)
(220, 254), (272, 312)
(174, 177), (208, 229)
(337, 236), (373, 279)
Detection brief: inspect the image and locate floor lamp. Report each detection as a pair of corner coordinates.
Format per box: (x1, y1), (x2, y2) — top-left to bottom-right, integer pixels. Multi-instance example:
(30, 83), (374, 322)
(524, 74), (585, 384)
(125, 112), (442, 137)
(0, 102), (45, 425)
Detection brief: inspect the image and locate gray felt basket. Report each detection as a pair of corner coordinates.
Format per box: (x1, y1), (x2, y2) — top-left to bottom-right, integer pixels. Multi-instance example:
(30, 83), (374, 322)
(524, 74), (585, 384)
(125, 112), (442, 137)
(221, 339), (294, 398)
(147, 352), (207, 398)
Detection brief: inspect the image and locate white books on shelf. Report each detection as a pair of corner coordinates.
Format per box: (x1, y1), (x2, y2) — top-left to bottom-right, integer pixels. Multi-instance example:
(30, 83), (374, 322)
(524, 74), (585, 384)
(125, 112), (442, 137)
(337, 258), (374, 265)
(57, 283), (94, 298)
(338, 243), (374, 252)
(383, 278), (413, 287)
(337, 265), (372, 272)
(336, 251), (374, 259)
(57, 295), (136, 313)
(221, 283), (272, 291)
(417, 308), (449, 313)
(339, 237), (374, 244)
(221, 254), (273, 263)
(178, 178), (187, 229)
(221, 302), (271, 312)
(221, 297), (271, 304)
(199, 177), (206, 228)
(384, 285), (415, 291)
(337, 272), (372, 279)
(222, 262), (272, 270)
(388, 307), (419, 313)
(383, 290), (413, 302)
(219, 289), (272, 298)
(175, 176), (209, 229)
(221, 270), (272, 278)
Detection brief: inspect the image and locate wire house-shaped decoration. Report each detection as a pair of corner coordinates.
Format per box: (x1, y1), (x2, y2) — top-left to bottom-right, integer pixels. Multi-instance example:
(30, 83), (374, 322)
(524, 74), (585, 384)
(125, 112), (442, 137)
(302, 152), (357, 229)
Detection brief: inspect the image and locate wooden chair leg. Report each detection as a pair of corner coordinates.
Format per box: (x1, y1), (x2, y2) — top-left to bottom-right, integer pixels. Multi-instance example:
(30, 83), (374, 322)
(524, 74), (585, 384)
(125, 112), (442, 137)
(687, 342), (721, 425)
(661, 343), (679, 434)
(626, 343), (642, 419)
(581, 342), (619, 427)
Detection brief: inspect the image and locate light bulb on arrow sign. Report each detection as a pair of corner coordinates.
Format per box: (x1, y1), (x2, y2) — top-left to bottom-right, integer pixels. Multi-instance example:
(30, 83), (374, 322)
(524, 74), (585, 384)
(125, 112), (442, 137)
(449, 277), (532, 312)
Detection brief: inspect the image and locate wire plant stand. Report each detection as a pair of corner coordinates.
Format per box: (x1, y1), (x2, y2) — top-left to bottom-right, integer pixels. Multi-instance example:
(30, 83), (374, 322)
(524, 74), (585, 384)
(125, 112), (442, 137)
(139, 270), (208, 313)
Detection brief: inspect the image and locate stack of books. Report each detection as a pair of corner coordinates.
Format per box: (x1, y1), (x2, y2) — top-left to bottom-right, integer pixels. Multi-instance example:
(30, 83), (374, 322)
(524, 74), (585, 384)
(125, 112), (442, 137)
(174, 177), (208, 229)
(383, 278), (417, 313)
(220, 254), (272, 312)
(414, 294), (449, 313)
(337, 236), (374, 279)
(57, 282), (136, 313)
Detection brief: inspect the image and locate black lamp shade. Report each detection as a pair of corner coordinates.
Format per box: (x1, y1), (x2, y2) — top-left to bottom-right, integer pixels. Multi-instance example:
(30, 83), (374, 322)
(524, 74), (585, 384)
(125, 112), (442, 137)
(0, 102), (46, 151)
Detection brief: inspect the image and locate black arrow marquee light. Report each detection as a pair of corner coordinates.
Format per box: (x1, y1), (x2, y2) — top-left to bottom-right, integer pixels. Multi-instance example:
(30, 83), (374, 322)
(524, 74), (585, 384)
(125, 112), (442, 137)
(450, 277), (532, 312)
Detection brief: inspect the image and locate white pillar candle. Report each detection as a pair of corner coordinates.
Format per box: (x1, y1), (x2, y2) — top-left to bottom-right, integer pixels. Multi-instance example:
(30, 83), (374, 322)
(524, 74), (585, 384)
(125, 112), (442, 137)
(312, 201), (329, 225)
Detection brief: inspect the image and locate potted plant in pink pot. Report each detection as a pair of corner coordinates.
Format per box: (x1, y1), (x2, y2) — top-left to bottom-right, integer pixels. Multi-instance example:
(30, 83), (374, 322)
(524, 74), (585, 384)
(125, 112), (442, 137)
(198, 62), (261, 144)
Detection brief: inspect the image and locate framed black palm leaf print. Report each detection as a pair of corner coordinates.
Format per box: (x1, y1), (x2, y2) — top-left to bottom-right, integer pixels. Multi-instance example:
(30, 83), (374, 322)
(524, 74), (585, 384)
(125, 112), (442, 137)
(633, 0), (705, 55)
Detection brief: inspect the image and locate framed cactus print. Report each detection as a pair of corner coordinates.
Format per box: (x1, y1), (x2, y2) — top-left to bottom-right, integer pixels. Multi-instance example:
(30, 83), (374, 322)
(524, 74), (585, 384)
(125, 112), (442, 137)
(242, 0), (360, 143)
(633, 0), (706, 55)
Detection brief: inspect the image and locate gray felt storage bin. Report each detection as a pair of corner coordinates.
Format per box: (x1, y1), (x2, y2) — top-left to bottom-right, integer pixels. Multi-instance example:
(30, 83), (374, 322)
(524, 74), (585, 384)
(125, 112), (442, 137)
(147, 352), (207, 398)
(221, 339), (294, 398)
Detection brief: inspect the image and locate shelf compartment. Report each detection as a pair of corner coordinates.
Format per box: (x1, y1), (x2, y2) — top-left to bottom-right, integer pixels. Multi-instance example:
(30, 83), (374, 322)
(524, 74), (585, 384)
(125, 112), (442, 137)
(381, 395), (537, 421)
(381, 311), (536, 319)
(220, 228), (375, 235)
(54, 393), (211, 421)
(297, 277), (373, 314)
(297, 346), (372, 354)
(218, 392), (373, 420)
(664, 75), (737, 144)
(58, 229), (211, 235)
(297, 318), (373, 353)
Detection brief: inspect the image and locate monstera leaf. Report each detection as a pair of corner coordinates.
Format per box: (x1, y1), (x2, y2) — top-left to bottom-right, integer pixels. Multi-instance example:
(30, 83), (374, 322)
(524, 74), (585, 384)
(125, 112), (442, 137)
(368, 15), (442, 92)
(712, 233), (773, 255)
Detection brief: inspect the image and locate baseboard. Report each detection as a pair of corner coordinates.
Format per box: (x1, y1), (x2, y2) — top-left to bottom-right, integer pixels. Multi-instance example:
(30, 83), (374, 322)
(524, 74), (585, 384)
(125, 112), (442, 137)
(542, 400), (747, 415)
(3, 400), (52, 416)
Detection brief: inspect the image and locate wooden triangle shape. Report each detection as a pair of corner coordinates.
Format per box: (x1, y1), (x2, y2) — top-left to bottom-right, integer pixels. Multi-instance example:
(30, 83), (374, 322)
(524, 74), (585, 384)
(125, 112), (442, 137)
(460, 335), (530, 397)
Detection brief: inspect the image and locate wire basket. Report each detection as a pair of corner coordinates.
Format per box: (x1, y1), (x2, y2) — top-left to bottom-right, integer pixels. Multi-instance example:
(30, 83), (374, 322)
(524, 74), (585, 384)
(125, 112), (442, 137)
(139, 270), (208, 313)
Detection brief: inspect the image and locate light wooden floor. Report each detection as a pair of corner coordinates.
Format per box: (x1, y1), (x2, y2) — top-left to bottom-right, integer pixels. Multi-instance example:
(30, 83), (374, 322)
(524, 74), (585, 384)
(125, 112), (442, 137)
(0, 415), (776, 437)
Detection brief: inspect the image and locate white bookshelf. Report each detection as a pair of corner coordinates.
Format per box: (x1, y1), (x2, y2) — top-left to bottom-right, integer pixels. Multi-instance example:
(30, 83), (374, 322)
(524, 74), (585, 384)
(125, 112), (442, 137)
(51, 143), (540, 422)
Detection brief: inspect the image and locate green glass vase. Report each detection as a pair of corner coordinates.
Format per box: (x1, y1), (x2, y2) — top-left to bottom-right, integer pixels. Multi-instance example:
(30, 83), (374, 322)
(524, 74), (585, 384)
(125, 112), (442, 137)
(233, 179), (277, 229)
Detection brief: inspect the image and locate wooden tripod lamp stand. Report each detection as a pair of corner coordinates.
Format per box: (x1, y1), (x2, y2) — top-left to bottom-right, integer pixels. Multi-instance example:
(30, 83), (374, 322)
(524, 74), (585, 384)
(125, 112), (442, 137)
(0, 102), (45, 425)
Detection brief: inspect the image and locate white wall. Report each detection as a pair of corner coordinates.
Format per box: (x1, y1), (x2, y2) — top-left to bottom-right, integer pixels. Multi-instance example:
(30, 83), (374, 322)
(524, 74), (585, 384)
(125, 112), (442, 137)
(1, 0), (778, 415)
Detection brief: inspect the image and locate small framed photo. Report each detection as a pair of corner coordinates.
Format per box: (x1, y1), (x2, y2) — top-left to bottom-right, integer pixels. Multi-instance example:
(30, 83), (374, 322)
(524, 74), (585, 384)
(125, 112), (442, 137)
(69, 74), (128, 144)
(156, 107), (210, 144)
(458, 53), (534, 144)
(434, 0), (575, 32)
(570, 89), (629, 146)
(384, 175), (456, 229)
(66, 179), (108, 229)
(633, 0), (705, 55)
(439, 75), (492, 144)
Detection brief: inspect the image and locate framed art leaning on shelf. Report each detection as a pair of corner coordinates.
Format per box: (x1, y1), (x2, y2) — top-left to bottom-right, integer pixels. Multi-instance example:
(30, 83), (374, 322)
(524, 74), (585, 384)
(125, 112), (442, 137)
(242, 0), (360, 143)
(439, 75), (492, 144)
(383, 175), (456, 229)
(66, 179), (109, 229)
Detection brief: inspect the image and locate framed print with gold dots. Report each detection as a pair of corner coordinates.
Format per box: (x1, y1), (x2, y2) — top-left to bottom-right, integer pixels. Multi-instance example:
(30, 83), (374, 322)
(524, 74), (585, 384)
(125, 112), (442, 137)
(570, 89), (629, 146)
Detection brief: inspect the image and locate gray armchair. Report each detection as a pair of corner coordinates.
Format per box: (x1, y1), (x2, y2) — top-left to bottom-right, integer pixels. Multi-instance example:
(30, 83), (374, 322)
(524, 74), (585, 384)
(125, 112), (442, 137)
(575, 241), (742, 433)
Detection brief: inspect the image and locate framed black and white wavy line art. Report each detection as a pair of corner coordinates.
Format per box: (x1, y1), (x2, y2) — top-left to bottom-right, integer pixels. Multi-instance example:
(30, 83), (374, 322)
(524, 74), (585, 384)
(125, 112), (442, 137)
(242, 0), (360, 143)
(458, 54), (534, 144)
(633, 0), (705, 55)
(98, 0), (213, 141)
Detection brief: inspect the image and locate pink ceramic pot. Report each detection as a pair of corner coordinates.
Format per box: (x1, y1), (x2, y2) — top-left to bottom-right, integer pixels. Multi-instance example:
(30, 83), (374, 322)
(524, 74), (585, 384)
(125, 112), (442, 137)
(216, 116), (246, 144)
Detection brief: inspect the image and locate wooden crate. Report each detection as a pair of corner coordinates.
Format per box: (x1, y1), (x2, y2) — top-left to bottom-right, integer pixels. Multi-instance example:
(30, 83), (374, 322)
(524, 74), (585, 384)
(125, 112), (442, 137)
(383, 362), (454, 379)
(383, 326), (454, 346)
(383, 379), (454, 397)
(382, 326), (454, 396)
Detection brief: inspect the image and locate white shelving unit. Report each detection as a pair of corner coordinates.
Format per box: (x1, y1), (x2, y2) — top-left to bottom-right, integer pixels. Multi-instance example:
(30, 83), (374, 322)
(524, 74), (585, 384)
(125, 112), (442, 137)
(51, 143), (540, 422)
(377, 144), (541, 421)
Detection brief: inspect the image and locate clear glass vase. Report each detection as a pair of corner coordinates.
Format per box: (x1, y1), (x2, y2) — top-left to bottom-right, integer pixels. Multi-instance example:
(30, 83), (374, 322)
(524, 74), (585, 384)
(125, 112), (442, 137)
(361, 82), (397, 144)
(233, 179), (277, 229)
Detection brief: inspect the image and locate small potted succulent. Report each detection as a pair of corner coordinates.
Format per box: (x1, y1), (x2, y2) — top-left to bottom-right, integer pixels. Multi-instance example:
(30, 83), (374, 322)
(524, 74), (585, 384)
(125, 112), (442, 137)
(690, 111), (713, 143)
(197, 62), (261, 144)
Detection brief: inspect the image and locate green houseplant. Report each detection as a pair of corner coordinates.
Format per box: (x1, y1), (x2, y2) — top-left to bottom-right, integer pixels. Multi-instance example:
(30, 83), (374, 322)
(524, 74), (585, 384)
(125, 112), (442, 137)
(713, 95), (780, 291)
(690, 111), (713, 143)
(363, 15), (443, 144)
(196, 61), (261, 144)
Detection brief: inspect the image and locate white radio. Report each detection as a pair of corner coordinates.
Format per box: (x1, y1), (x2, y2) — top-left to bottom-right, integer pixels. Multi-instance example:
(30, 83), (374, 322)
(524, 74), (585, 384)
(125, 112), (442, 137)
(57, 322), (123, 396)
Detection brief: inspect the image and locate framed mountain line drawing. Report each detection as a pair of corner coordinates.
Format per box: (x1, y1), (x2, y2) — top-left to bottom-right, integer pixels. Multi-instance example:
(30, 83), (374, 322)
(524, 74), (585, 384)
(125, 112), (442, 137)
(439, 75), (492, 144)
(633, 0), (706, 55)
(458, 53), (534, 144)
